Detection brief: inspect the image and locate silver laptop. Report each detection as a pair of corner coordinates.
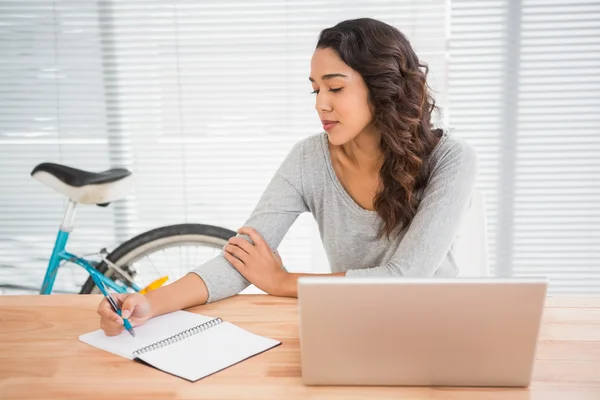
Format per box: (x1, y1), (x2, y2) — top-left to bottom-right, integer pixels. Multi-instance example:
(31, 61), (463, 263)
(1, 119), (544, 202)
(298, 277), (548, 387)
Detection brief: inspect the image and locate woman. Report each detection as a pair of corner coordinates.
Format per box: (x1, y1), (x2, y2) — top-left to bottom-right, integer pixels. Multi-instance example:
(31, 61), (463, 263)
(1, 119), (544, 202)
(98, 18), (478, 336)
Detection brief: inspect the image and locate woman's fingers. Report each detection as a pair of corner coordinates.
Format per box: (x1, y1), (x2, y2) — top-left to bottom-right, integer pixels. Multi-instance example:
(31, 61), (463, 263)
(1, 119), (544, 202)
(97, 293), (151, 335)
(237, 227), (270, 252)
(100, 313), (125, 336)
(105, 325), (124, 336)
(224, 250), (246, 272)
(228, 236), (255, 255)
(121, 293), (150, 319)
(224, 242), (250, 263)
(97, 297), (122, 324)
(128, 316), (147, 328)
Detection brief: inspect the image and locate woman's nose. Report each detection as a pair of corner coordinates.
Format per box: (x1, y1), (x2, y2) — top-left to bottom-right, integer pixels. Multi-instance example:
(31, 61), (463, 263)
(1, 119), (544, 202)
(315, 95), (332, 113)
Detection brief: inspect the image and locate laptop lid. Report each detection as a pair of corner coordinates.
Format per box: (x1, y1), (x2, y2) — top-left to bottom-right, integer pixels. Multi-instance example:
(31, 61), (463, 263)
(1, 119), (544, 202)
(298, 277), (548, 387)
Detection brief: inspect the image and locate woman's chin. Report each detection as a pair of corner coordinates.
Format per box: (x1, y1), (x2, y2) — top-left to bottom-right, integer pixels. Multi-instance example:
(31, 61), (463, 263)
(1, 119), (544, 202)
(326, 131), (353, 146)
(326, 135), (343, 146)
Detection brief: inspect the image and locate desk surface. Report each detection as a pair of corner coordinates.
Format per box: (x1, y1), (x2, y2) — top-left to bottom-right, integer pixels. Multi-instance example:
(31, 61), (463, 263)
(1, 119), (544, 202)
(1, 295), (599, 400)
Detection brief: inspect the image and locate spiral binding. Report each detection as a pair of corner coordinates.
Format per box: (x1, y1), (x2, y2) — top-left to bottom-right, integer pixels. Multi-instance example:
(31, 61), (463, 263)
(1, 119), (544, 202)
(133, 317), (223, 357)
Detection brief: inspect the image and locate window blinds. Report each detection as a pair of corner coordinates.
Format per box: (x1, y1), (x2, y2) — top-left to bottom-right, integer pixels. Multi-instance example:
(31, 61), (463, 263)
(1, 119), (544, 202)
(449, 0), (600, 293)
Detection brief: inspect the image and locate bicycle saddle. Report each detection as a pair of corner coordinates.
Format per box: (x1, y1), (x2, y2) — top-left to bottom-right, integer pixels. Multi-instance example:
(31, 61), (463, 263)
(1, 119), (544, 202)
(31, 162), (133, 206)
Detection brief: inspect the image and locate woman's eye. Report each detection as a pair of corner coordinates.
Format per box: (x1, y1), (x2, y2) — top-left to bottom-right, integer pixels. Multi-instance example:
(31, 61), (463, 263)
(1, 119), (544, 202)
(310, 88), (343, 95)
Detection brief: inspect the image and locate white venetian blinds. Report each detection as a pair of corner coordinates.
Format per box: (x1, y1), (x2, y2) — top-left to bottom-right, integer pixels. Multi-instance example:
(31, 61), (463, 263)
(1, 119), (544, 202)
(449, 0), (600, 293)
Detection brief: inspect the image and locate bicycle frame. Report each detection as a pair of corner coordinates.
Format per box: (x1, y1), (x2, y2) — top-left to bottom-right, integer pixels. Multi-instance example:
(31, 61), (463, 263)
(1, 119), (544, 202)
(40, 199), (142, 295)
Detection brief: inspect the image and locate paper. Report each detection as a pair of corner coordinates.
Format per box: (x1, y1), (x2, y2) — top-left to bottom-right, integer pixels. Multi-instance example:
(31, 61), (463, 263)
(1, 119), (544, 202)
(79, 310), (281, 381)
(79, 310), (215, 360)
(137, 322), (281, 381)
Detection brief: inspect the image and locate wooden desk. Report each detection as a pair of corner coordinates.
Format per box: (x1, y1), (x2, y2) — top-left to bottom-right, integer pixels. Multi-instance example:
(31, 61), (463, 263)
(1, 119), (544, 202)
(1, 295), (599, 400)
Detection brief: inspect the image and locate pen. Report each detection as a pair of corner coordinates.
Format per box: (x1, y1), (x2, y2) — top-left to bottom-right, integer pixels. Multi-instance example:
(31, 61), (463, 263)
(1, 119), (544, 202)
(91, 272), (136, 337)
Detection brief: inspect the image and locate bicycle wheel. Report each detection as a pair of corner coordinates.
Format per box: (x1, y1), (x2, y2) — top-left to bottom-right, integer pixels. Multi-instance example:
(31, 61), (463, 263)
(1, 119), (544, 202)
(80, 223), (236, 294)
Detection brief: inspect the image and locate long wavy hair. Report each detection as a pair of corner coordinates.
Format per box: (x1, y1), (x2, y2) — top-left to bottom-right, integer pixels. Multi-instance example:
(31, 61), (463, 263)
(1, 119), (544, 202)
(316, 18), (443, 239)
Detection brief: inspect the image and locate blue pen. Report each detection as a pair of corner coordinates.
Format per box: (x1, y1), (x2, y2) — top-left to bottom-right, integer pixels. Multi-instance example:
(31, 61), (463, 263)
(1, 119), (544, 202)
(91, 272), (136, 337)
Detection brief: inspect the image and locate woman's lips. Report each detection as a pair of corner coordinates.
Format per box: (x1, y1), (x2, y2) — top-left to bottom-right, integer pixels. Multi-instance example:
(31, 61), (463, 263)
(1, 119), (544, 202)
(322, 121), (338, 130)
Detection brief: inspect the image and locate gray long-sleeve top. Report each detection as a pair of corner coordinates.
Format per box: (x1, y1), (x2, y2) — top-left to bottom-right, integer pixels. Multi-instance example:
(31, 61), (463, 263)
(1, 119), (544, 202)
(192, 130), (479, 303)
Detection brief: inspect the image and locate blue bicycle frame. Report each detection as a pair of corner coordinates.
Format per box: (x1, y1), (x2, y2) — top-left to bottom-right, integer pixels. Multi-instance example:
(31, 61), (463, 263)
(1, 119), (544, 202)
(40, 200), (142, 295)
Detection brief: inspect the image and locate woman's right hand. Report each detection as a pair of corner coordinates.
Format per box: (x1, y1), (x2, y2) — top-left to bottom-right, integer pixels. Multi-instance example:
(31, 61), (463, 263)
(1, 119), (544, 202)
(97, 292), (153, 336)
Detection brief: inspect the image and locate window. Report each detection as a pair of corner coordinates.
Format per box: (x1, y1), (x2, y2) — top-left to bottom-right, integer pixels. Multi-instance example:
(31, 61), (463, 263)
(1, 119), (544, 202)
(449, 0), (600, 293)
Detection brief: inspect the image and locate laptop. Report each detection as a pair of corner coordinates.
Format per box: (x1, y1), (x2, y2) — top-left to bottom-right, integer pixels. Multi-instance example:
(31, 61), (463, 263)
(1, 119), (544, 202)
(298, 277), (548, 387)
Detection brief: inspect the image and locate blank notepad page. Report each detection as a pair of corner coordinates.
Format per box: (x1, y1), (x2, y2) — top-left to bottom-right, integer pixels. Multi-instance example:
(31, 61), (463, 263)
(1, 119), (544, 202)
(137, 322), (280, 381)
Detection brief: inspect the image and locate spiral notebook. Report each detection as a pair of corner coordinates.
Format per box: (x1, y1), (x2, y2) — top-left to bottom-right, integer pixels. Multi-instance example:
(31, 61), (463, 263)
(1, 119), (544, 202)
(79, 310), (281, 381)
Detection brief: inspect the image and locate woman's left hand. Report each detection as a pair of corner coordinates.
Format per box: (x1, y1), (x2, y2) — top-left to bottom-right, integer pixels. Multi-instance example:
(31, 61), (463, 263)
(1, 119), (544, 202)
(223, 227), (291, 297)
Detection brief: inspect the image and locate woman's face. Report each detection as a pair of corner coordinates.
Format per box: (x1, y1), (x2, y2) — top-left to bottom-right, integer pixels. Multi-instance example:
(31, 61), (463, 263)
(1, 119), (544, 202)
(310, 47), (375, 145)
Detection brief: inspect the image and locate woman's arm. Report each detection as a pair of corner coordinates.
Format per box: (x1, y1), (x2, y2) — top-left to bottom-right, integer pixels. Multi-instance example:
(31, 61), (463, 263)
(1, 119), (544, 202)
(145, 273), (209, 317)
(187, 140), (309, 304)
(98, 141), (309, 333)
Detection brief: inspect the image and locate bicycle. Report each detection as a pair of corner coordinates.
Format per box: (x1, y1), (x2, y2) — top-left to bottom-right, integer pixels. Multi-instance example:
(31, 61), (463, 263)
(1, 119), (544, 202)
(30, 162), (237, 295)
